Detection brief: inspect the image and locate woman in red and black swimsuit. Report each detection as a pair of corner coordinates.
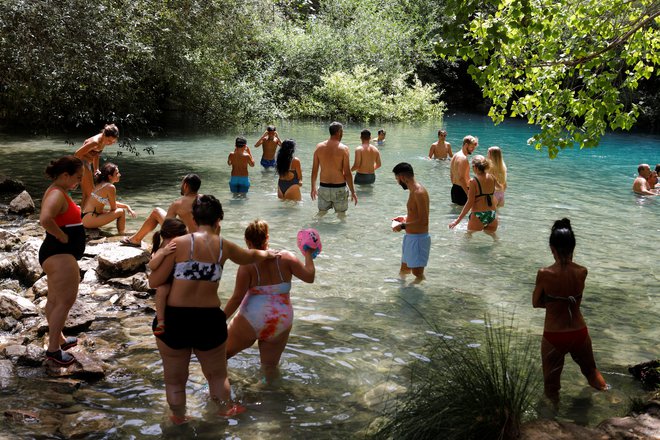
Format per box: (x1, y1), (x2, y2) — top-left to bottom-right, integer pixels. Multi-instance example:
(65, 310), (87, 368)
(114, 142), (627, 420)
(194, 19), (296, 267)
(532, 218), (608, 405)
(39, 156), (86, 366)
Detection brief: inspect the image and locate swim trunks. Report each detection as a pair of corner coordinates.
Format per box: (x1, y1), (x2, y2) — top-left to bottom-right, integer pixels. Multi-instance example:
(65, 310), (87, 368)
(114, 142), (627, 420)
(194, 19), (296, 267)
(318, 183), (348, 212)
(401, 233), (431, 269)
(451, 184), (468, 205)
(229, 176), (250, 193)
(470, 210), (497, 226)
(260, 158), (276, 168)
(154, 306), (227, 351)
(354, 172), (375, 185)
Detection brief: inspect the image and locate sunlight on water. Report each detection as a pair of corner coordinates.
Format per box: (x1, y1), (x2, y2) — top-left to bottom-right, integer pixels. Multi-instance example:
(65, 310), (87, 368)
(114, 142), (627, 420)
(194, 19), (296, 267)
(1, 114), (658, 436)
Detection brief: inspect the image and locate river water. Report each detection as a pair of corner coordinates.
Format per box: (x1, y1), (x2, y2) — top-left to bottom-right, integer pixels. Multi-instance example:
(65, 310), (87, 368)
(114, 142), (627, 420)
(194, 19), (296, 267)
(0, 114), (658, 438)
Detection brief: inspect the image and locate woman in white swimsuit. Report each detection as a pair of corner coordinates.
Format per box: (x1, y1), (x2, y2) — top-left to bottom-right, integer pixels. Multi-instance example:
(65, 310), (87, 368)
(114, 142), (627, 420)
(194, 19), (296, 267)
(81, 163), (135, 234)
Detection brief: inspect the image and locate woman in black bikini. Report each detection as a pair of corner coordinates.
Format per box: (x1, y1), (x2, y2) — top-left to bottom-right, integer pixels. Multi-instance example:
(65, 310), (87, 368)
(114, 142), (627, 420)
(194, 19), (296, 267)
(275, 139), (303, 201)
(81, 163), (136, 234)
(148, 195), (276, 423)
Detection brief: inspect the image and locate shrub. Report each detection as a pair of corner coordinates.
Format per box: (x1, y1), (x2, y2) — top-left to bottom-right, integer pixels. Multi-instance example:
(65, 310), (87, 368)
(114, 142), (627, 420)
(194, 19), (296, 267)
(373, 315), (541, 440)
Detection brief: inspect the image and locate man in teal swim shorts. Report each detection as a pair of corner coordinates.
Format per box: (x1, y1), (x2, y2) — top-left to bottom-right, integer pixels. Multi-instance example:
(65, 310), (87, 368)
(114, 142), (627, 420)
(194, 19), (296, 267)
(391, 162), (430, 283)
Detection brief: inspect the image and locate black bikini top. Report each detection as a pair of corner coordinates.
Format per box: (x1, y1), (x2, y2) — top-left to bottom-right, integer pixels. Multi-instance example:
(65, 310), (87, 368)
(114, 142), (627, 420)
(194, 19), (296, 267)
(173, 233), (223, 282)
(474, 176), (494, 206)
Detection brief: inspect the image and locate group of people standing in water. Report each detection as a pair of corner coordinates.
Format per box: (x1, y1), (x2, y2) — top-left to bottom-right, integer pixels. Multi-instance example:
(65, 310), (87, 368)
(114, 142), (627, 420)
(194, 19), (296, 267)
(36, 121), (630, 424)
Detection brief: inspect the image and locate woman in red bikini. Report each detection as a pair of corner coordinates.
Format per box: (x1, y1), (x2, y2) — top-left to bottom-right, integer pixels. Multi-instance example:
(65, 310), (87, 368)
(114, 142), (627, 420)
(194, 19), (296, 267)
(532, 218), (608, 405)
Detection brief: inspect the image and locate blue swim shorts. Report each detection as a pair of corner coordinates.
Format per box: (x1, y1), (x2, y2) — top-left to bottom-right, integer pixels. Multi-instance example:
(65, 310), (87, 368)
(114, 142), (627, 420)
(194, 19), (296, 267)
(261, 158), (276, 168)
(401, 233), (431, 269)
(229, 176), (250, 193)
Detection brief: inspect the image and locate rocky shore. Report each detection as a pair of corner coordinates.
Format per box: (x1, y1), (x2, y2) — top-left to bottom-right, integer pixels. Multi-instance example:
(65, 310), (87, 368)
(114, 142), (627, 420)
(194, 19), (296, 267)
(0, 179), (658, 439)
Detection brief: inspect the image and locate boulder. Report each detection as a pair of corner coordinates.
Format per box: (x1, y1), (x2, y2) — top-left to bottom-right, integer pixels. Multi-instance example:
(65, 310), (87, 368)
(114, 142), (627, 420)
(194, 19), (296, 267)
(519, 419), (607, 440)
(0, 230), (21, 251)
(16, 239), (43, 284)
(27, 276), (49, 299)
(37, 300), (95, 335)
(598, 403), (660, 439)
(0, 359), (15, 389)
(96, 245), (149, 279)
(0, 289), (40, 319)
(107, 272), (150, 292)
(0, 252), (17, 278)
(58, 410), (114, 439)
(3, 344), (44, 367)
(8, 191), (35, 215)
(629, 360), (660, 390)
(0, 278), (21, 292)
(0, 176), (25, 195)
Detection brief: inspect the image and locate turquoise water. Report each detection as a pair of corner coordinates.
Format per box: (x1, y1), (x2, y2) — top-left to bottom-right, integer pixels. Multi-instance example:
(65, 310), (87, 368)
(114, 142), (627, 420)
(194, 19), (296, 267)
(0, 114), (658, 437)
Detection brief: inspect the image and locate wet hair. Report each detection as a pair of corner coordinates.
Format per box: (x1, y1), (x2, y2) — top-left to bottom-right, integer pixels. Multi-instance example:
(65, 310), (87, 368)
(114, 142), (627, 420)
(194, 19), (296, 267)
(463, 135), (478, 146)
(152, 218), (187, 255)
(183, 173), (201, 192)
(438, 129), (447, 136)
(244, 219), (269, 250)
(45, 155), (83, 179)
(266, 125), (276, 132)
(235, 136), (247, 147)
(193, 194), (223, 226)
(276, 139), (296, 177)
(97, 162), (118, 183)
(360, 129), (371, 141)
(377, 129), (385, 136)
(392, 162), (414, 178)
(329, 122), (343, 136)
(471, 155), (490, 172)
(638, 164), (650, 174)
(487, 146), (507, 187)
(655, 164), (660, 174)
(549, 218), (575, 264)
(102, 124), (119, 138)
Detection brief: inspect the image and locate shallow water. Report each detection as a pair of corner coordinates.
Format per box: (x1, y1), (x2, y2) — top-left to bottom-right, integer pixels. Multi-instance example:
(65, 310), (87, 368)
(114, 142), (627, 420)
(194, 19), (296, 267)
(0, 114), (658, 437)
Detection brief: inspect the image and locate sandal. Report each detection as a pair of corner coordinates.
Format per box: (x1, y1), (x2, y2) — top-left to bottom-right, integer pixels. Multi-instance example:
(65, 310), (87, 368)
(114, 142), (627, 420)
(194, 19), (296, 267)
(45, 349), (76, 366)
(60, 336), (78, 351)
(120, 237), (142, 248)
(218, 404), (246, 417)
(169, 414), (190, 425)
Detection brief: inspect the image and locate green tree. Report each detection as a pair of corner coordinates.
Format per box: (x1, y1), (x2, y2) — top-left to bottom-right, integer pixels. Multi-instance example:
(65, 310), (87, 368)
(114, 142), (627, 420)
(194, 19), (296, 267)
(438, 0), (660, 157)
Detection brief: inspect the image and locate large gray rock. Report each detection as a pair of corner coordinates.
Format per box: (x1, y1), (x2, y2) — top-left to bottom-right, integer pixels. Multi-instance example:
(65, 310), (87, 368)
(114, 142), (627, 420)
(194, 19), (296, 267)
(0, 253), (17, 278)
(58, 410), (114, 438)
(8, 191), (35, 215)
(3, 344), (44, 367)
(0, 289), (39, 319)
(16, 239), (43, 284)
(27, 276), (49, 299)
(107, 272), (150, 292)
(96, 245), (149, 279)
(0, 359), (15, 389)
(598, 401), (660, 439)
(0, 176), (25, 195)
(37, 300), (95, 335)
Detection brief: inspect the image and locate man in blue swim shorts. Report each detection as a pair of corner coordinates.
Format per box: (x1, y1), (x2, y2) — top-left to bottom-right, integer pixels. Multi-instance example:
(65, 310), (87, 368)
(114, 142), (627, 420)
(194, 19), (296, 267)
(391, 162), (430, 283)
(254, 125), (282, 169)
(228, 136), (254, 197)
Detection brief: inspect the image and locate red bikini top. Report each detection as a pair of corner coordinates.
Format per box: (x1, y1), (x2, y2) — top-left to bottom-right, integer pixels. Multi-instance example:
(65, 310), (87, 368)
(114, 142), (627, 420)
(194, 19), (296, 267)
(49, 187), (82, 226)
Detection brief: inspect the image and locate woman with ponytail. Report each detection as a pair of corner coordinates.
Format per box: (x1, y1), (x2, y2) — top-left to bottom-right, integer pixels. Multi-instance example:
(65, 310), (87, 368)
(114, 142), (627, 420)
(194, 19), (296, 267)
(532, 218), (608, 406)
(275, 139), (303, 201)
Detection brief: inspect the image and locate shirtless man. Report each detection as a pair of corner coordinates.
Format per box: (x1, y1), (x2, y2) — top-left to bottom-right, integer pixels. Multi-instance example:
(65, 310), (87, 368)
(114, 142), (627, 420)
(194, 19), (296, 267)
(351, 129), (381, 185)
(391, 162), (430, 283)
(254, 125), (282, 169)
(228, 136), (255, 196)
(376, 129), (386, 146)
(633, 164), (657, 196)
(310, 122), (358, 216)
(449, 135), (478, 205)
(121, 174), (201, 247)
(428, 129), (453, 160)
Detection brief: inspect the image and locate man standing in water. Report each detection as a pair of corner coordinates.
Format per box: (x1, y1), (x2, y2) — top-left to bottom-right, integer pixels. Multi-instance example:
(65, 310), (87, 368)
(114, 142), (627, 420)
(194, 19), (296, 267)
(121, 174), (201, 247)
(449, 135), (478, 205)
(351, 129), (381, 185)
(310, 122), (358, 217)
(254, 125), (282, 169)
(391, 162), (430, 283)
(632, 163), (657, 196)
(428, 129), (453, 160)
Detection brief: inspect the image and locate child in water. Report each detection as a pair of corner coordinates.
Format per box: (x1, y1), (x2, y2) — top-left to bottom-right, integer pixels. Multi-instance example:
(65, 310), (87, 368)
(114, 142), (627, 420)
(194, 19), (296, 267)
(149, 218), (187, 336)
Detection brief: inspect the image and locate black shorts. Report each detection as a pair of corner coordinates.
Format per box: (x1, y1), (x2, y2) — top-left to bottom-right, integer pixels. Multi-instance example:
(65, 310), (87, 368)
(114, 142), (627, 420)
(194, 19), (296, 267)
(39, 225), (86, 266)
(451, 184), (468, 206)
(154, 306), (227, 351)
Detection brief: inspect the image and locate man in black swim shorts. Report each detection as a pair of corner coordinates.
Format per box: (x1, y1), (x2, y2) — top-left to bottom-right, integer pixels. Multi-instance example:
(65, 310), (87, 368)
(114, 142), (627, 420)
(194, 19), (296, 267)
(449, 135), (478, 206)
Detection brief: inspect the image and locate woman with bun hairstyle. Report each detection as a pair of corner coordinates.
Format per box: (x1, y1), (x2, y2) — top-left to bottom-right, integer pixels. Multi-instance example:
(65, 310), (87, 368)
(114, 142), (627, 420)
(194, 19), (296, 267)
(81, 162), (136, 233)
(148, 195), (276, 422)
(224, 219), (315, 384)
(74, 123), (119, 206)
(39, 156), (85, 366)
(532, 218), (608, 405)
(275, 139), (303, 201)
(448, 155), (498, 234)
